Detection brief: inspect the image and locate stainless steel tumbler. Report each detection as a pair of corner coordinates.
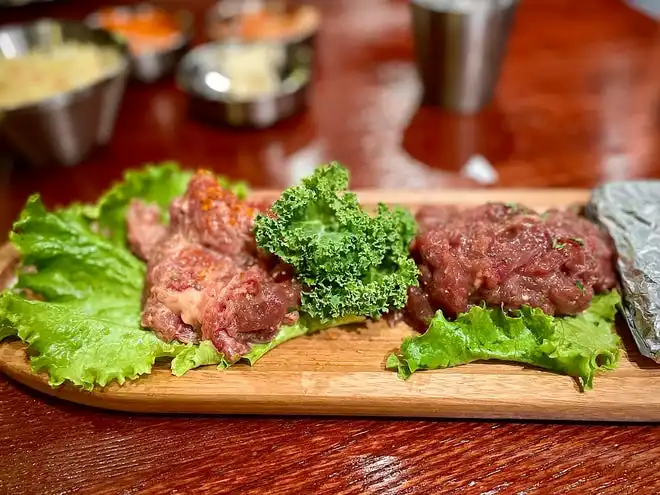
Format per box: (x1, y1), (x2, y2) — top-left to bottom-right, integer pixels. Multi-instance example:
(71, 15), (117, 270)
(410, 0), (518, 114)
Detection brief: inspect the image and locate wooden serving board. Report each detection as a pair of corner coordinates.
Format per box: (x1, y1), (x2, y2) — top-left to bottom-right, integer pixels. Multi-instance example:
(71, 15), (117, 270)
(2, 189), (660, 422)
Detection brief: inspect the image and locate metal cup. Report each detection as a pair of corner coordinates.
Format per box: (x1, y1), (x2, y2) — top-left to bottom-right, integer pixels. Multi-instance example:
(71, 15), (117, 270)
(410, 0), (518, 114)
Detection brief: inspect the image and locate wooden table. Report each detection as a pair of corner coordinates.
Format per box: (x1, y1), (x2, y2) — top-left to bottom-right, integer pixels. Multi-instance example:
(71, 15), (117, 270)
(1, 1), (660, 493)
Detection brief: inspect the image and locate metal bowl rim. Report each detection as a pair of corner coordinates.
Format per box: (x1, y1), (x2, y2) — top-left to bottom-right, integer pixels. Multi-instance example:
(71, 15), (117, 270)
(0, 18), (131, 114)
(204, 2), (320, 45)
(84, 4), (195, 57)
(0, 0), (56, 7)
(175, 40), (312, 104)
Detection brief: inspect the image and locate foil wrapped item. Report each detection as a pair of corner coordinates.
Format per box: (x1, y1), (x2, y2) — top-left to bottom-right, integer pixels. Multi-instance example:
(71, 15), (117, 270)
(587, 181), (660, 363)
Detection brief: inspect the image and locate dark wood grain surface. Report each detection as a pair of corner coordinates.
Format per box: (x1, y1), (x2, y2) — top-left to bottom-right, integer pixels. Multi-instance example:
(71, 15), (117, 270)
(1, 0), (660, 493)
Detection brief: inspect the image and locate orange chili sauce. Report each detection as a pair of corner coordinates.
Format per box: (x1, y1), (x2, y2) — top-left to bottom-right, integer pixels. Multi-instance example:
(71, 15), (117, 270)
(210, 6), (319, 42)
(96, 8), (182, 55)
(238, 10), (303, 40)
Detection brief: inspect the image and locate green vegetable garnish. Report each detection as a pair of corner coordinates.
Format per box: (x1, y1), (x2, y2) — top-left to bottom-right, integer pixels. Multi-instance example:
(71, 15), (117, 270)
(553, 239), (566, 250)
(0, 195), (186, 390)
(254, 162), (419, 321)
(170, 314), (364, 375)
(553, 237), (585, 250)
(387, 291), (621, 390)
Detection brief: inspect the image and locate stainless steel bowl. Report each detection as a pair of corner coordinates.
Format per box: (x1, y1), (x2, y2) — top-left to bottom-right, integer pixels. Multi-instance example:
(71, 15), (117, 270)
(0, 19), (130, 168)
(0, 0), (56, 7)
(85, 4), (194, 83)
(176, 40), (312, 129)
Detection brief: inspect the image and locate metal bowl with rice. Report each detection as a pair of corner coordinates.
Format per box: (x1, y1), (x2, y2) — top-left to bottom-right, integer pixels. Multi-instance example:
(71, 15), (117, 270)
(176, 39), (313, 129)
(204, 0), (320, 47)
(0, 19), (130, 168)
(176, 0), (320, 129)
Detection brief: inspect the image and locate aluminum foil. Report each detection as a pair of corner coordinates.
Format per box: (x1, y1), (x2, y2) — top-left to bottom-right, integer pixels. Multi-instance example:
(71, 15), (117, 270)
(587, 181), (660, 363)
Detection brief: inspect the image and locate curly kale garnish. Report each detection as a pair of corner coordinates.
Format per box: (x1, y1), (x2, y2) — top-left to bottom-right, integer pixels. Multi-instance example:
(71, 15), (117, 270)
(254, 162), (418, 321)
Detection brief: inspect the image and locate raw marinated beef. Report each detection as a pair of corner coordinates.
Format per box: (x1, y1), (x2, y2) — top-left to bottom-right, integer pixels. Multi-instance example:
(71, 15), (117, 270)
(406, 202), (617, 331)
(126, 201), (167, 261)
(127, 170), (300, 359)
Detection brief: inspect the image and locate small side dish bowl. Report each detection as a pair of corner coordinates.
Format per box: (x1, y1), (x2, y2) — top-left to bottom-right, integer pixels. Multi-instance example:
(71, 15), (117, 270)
(0, 19), (130, 168)
(86, 3), (193, 83)
(205, 0), (320, 47)
(0, 0), (56, 6)
(176, 40), (313, 129)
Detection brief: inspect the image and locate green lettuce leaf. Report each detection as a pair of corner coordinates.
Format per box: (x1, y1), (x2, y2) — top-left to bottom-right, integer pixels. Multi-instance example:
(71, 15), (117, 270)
(387, 291), (621, 390)
(171, 314), (366, 374)
(0, 164), (327, 389)
(241, 314), (365, 366)
(11, 197), (145, 321)
(86, 162), (248, 247)
(1, 197), (187, 389)
(90, 161), (192, 245)
(0, 319), (17, 341)
(171, 341), (226, 376)
(0, 293), (184, 389)
(169, 324), (312, 375)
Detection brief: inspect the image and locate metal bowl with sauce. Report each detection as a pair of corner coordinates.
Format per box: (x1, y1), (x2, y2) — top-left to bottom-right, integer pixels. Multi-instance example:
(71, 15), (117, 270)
(0, 19), (130, 168)
(85, 3), (194, 83)
(176, 40), (313, 129)
(205, 0), (320, 48)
